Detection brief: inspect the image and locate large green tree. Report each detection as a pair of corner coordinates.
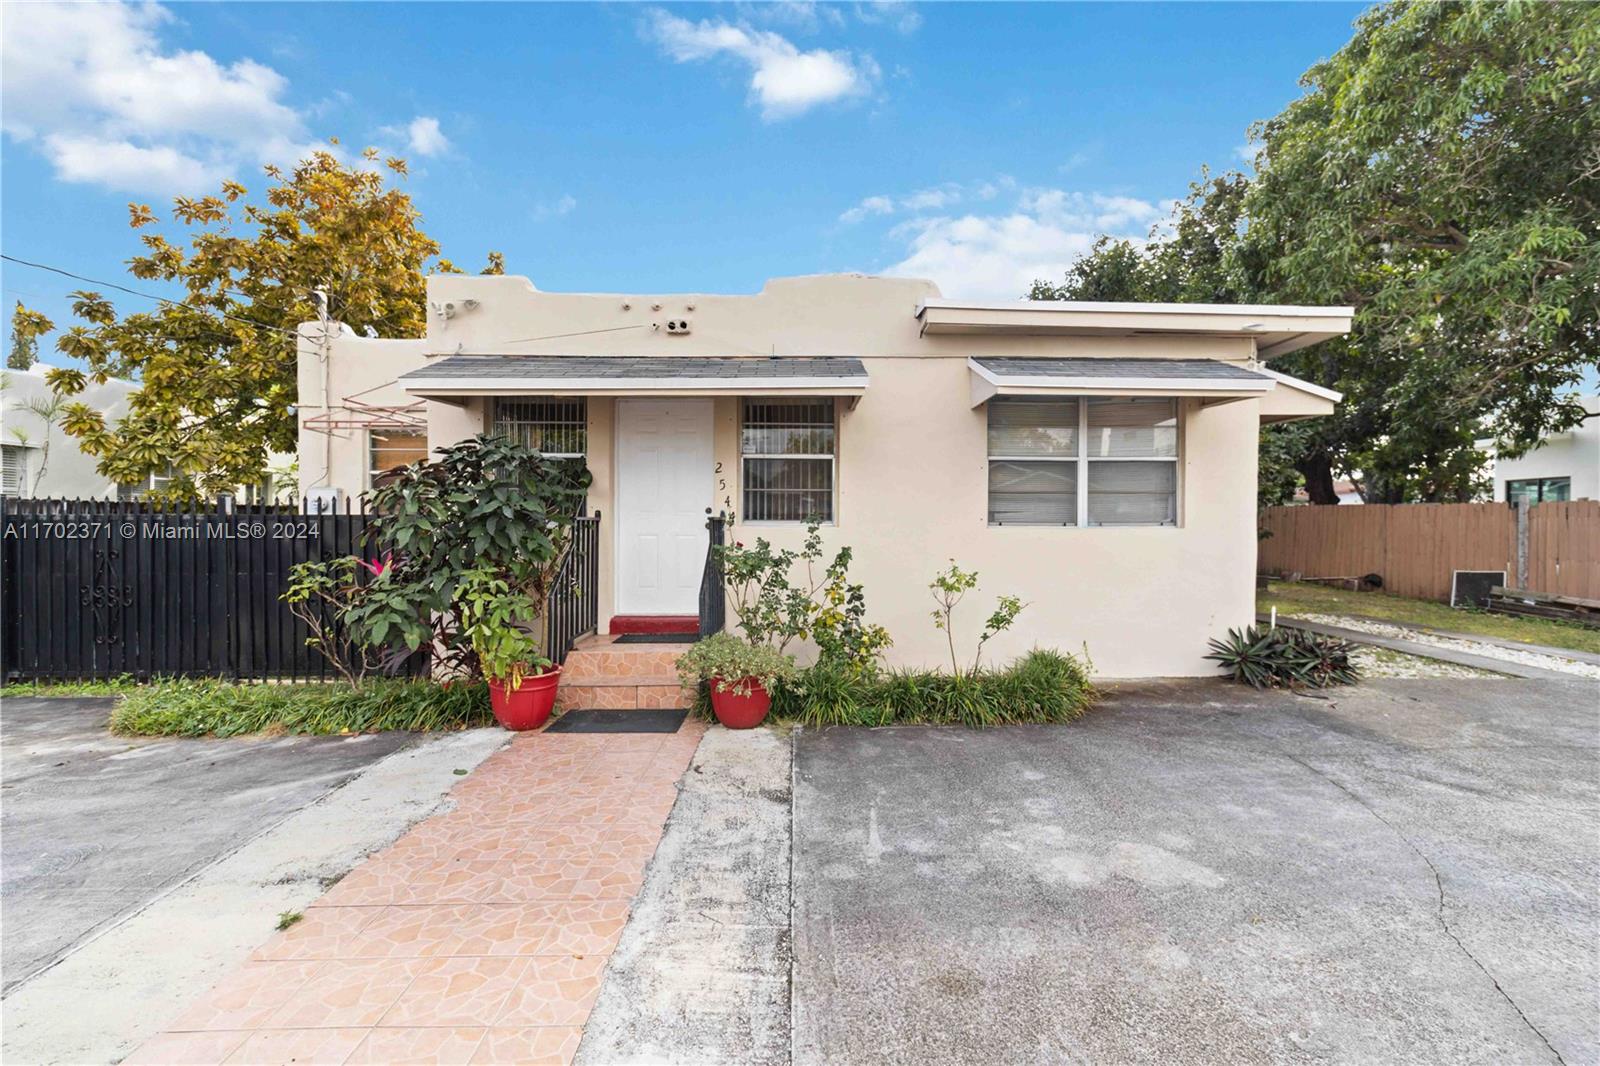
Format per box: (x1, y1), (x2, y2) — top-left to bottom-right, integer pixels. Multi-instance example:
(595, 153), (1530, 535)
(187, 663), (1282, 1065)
(1030, 171), (1315, 501)
(1244, 0), (1599, 502)
(1035, 1), (1599, 505)
(46, 146), (494, 497)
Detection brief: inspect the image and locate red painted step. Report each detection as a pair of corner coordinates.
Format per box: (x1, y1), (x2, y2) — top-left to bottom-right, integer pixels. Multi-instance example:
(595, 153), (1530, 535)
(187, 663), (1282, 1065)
(610, 614), (700, 635)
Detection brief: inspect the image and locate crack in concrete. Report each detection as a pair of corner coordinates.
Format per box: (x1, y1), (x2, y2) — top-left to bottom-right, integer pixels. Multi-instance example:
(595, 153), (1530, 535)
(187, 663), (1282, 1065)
(1284, 753), (1569, 1066)
(787, 725), (799, 1066)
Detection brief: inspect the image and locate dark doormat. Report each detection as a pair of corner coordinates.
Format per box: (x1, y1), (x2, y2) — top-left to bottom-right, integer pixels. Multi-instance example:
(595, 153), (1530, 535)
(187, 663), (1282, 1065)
(613, 633), (699, 644)
(546, 709), (689, 733)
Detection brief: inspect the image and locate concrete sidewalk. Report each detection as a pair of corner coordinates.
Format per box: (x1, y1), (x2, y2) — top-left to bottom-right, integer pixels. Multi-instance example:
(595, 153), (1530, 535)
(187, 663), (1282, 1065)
(128, 723), (705, 1066)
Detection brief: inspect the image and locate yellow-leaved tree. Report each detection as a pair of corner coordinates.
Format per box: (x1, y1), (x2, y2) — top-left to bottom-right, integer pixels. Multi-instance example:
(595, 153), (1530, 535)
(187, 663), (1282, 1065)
(45, 145), (498, 498)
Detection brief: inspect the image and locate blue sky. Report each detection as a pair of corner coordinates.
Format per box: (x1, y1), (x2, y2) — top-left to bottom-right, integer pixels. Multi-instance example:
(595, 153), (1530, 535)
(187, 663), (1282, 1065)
(2, 1), (1370, 366)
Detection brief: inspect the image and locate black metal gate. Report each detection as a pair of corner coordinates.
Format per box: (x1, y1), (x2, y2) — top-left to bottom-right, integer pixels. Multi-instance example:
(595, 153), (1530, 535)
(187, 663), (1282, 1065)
(2, 497), (604, 683)
(1, 497), (394, 682)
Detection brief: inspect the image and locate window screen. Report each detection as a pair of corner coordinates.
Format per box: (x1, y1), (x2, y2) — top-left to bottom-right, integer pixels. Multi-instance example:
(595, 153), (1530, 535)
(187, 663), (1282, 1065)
(742, 400), (835, 522)
(988, 399), (1078, 525)
(987, 396), (1179, 526)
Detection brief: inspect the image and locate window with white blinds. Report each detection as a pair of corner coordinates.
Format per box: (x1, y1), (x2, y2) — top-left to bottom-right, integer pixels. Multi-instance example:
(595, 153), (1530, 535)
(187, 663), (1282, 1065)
(491, 398), (587, 458)
(2, 445), (27, 497)
(742, 399), (835, 522)
(988, 397), (1178, 526)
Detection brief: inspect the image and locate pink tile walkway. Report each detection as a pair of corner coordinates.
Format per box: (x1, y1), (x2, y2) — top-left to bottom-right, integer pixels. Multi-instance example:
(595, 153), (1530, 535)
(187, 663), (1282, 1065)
(128, 722), (705, 1066)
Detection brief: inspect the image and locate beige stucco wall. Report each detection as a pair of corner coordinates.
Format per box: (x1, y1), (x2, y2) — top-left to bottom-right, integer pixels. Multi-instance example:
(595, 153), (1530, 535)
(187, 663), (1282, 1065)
(718, 358), (1259, 677)
(298, 273), (1340, 676)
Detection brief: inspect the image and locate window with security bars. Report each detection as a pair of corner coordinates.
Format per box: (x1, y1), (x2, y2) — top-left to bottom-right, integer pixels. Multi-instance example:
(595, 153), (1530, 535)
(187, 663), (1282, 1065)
(492, 398), (587, 458)
(742, 399), (835, 522)
(988, 397), (1178, 526)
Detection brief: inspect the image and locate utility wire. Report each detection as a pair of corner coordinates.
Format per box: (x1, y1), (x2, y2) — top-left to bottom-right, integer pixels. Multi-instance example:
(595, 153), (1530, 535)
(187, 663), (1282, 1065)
(1, 253), (304, 339)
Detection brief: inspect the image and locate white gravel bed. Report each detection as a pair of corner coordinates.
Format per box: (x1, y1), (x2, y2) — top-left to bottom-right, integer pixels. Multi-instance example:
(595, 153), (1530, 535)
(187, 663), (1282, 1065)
(1350, 645), (1499, 680)
(1289, 612), (1600, 680)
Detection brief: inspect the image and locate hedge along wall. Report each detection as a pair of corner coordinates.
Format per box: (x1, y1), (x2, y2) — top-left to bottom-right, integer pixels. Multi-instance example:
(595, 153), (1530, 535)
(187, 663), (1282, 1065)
(1257, 500), (1600, 603)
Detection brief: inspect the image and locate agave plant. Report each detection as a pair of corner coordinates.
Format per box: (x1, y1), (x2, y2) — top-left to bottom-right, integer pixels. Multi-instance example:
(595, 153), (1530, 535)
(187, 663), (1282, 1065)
(1205, 625), (1359, 689)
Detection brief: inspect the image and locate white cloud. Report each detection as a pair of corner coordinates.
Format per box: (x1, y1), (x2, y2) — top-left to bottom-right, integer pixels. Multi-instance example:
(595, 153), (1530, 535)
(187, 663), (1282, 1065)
(839, 194), (895, 224)
(853, 1), (922, 34)
(1, 1), (455, 194)
(644, 9), (876, 120)
(405, 116), (449, 157)
(837, 178), (1013, 223)
(40, 133), (232, 191)
(746, 1), (847, 33)
(534, 194), (578, 220)
(879, 188), (1164, 301)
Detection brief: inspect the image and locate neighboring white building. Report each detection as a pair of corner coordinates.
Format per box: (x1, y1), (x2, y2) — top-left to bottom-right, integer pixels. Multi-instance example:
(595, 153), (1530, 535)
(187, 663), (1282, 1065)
(1482, 395), (1600, 505)
(0, 364), (136, 498)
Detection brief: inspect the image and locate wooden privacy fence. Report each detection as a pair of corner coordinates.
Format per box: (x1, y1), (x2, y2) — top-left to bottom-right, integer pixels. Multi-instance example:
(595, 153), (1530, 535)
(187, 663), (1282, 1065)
(1258, 500), (1600, 603)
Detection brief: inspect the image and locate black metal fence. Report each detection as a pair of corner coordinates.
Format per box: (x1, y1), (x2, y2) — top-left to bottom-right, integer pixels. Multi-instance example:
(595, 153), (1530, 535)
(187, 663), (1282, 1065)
(1, 496), (605, 683)
(698, 511), (727, 638)
(545, 514), (601, 666)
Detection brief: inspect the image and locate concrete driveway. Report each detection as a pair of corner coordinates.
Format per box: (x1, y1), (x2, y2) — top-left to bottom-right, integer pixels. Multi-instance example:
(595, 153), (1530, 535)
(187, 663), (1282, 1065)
(0, 696), (414, 992)
(793, 679), (1599, 1065)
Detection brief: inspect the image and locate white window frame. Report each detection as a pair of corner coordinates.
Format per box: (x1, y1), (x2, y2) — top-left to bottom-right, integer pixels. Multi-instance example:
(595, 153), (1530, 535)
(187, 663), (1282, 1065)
(988, 397), (1181, 527)
(740, 398), (837, 525)
(367, 430), (430, 489)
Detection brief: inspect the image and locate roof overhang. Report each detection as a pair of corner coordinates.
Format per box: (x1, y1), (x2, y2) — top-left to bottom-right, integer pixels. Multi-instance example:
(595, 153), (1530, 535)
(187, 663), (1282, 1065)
(1257, 368), (1343, 423)
(919, 299), (1353, 359)
(968, 357), (1276, 408)
(400, 355), (869, 402)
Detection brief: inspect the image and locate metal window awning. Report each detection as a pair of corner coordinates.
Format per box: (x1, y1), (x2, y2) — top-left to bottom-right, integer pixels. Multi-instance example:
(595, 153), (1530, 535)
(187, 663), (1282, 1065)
(968, 356), (1276, 408)
(400, 355), (869, 400)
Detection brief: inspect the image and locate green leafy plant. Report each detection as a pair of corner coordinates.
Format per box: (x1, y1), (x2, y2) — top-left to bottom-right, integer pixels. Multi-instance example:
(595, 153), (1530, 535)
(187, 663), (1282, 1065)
(717, 520), (890, 672)
(676, 632), (798, 698)
(276, 911), (304, 932)
(929, 562), (1027, 678)
(282, 555), (399, 690)
(454, 564), (550, 687)
(1204, 625), (1359, 689)
(110, 678), (492, 737)
(359, 434), (590, 675)
(766, 648), (1094, 729)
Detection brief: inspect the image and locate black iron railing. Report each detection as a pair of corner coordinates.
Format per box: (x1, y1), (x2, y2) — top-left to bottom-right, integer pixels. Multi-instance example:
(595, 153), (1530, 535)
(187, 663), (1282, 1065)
(698, 511), (727, 639)
(546, 513), (601, 665)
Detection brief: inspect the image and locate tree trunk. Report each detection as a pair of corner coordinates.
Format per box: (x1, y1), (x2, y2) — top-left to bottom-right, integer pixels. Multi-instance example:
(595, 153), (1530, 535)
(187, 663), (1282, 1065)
(1296, 451), (1340, 505)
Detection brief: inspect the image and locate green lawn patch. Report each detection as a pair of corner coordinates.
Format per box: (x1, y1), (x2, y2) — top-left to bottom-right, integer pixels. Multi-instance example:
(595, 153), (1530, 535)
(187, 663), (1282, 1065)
(748, 647), (1096, 728)
(110, 678), (492, 737)
(1259, 581), (1600, 657)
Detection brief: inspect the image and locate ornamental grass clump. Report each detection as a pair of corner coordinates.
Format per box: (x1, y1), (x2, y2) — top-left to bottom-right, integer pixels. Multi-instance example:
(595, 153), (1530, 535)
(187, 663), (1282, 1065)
(111, 678), (492, 737)
(768, 648), (1094, 729)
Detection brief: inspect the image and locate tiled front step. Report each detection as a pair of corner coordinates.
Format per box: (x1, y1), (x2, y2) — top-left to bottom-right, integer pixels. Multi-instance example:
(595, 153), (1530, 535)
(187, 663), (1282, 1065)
(557, 635), (695, 710)
(556, 682), (695, 711)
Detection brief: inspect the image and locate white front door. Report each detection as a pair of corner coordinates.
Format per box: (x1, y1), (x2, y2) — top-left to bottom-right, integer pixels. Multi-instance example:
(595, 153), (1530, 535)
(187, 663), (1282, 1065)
(616, 398), (714, 615)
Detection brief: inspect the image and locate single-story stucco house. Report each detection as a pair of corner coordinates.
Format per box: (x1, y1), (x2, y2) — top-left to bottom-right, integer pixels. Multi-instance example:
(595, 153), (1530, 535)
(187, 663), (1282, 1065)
(296, 273), (1349, 677)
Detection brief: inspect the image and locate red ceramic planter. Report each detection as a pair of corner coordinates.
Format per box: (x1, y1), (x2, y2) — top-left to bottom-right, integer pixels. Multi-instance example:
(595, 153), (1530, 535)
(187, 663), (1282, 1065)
(709, 678), (772, 729)
(488, 667), (561, 731)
